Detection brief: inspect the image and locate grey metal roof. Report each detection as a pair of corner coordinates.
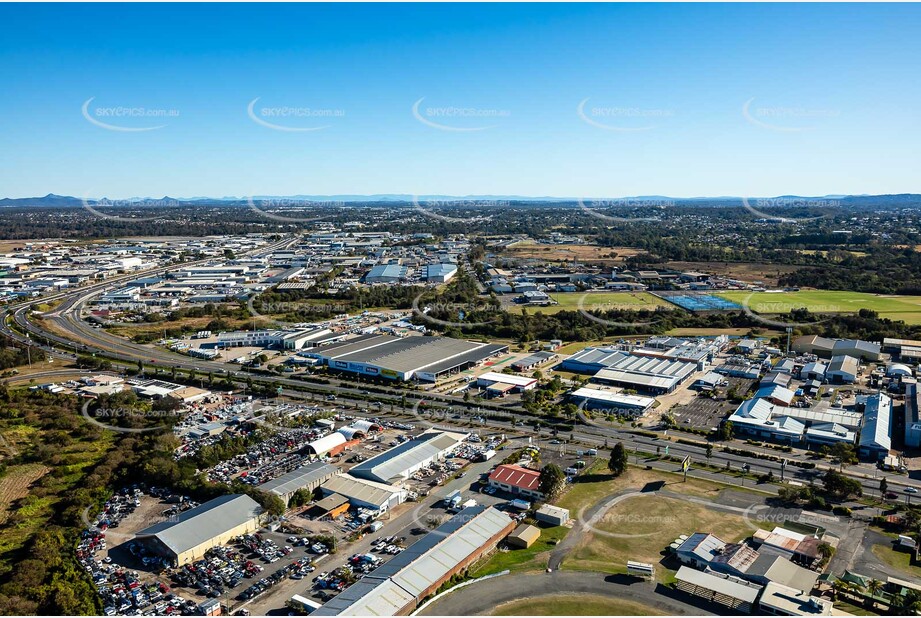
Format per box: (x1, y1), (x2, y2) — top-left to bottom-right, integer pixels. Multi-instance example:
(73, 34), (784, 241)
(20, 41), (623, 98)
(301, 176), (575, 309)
(860, 393), (892, 452)
(259, 461), (339, 497)
(313, 506), (513, 616)
(675, 566), (761, 603)
(321, 475), (404, 508)
(349, 431), (466, 483)
(135, 494), (261, 556)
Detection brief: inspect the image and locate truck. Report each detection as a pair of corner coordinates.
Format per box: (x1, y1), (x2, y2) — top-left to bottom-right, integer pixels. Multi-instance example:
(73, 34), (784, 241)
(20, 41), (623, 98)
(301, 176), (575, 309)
(287, 594), (322, 614)
(368, 520), (384, 533)
(508, 499), (531, 511)
(443, 490), (462, 509)
(478, 449), (497, 462)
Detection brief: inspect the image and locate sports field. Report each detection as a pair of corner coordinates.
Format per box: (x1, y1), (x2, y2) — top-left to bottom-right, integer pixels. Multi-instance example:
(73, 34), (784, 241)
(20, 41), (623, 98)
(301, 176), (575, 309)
(718, 290), (921, 324)
(509, 292), (670, 315)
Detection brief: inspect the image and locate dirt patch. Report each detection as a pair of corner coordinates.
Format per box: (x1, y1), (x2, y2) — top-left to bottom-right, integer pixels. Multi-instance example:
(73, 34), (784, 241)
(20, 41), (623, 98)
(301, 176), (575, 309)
(0, 464), (49, 523)
(665, 261), (800, 285)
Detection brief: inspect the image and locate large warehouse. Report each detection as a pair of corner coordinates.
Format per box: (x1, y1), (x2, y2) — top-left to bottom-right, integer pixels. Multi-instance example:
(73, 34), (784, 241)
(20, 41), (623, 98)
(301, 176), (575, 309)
(259, 461), (341, 506)
(568, 386), (655, 416)
(134, 494), (262, 566)
(313, 506), (514, 615)
(320, 475), (406, 512)
(349, 430), (467, 484)
(561, 346), (698, 393)
(307, 334), (507, 382)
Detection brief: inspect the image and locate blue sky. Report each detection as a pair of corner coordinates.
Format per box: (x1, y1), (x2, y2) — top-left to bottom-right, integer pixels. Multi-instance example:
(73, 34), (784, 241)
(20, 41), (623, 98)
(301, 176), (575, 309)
(0, 3), (919, 199)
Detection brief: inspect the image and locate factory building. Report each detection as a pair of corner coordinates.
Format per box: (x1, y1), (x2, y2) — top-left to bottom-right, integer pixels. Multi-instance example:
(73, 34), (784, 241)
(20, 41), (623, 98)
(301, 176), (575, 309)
(313, 506), (514, 616)
(568, 387), (655, 416)
(349, 430), (467, 484)
(135, 494), (262, 566)
(858, 393), (893, 460)
(308, 334), (507, 382)
(259, 461), (341, 506)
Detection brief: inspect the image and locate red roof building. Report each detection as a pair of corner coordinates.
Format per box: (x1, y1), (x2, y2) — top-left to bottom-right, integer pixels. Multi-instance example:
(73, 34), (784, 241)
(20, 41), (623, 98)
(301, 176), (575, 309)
(488, 464), (543, 499)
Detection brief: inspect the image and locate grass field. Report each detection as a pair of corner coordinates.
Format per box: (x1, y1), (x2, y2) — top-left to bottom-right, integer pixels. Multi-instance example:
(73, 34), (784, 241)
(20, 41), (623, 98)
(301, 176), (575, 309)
(717, 290), (921, 324)
(469, 524), (570, 578)
(562, 495), (757, 578)
(508, 292), (670, 316)
(489, 594), (664, 616)
(501, 241), (644, 264)
(871, 543), (921, 578)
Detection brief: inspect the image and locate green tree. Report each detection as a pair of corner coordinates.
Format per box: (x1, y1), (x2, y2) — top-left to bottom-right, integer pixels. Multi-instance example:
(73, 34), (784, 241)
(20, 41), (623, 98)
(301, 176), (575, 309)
(538, 463), (566, 500)
(608, 442), (628, 477)
(718, 420), (733, 441)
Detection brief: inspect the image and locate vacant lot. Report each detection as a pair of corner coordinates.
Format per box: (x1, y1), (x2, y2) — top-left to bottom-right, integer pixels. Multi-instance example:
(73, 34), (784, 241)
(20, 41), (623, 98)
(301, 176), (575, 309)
(502, 242), (644, 264)
(0, 464), (48, 525)
(490, 594), (664, 616)
(666, 261), (801, 285)
(718, 290), (921, 324)
(510, 292), (670, 316)
(563, 494), (755, 578)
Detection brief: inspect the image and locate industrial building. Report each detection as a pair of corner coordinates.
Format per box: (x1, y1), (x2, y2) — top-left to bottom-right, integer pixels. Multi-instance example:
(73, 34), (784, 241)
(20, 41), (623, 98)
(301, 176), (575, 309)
(424, 263), (458, 284)
(728, 398), (859, 446)
(826, 355), (859, 384)
(568, 386), (655, 416)
(511, 351), (558, 372)
(905, 384), (921, 449)
(320, 475), (406, 512)
(476, 372), (538, 397)
(349, 430), (467, 484)
(217, 327), (332, 350)
(758, 581), (833, 616)
(858, 393), (892, 460)
(364, 264), (408, 284)
(259, 461), (341, 506)
(535, 505), (570, 527)
(313, 506), (514, 615)
(792, 336), (881, 362)
(488, 464), (543, 500)
(562, 344), (700, 394)
(308, 334), (508, 382)
(674, 566), (761, 613)
(135, 494), (262, 566)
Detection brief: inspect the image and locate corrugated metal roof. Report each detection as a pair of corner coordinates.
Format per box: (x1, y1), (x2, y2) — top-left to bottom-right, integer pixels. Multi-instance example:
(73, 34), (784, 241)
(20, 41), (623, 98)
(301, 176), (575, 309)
(313, 506), (513, 616)
(259, 461), (339, 497)
(675, 566), (761, 603)
(322, 475), (404, 508)
(350, 430), (466, 483)
(488, 464), (541, 491)
(135, 494), (261, 556)
(860, 393), (892, 452)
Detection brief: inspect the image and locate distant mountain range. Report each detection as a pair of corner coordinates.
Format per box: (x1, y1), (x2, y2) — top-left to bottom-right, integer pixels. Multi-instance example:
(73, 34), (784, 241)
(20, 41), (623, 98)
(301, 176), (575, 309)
(2, 193), (921, 208)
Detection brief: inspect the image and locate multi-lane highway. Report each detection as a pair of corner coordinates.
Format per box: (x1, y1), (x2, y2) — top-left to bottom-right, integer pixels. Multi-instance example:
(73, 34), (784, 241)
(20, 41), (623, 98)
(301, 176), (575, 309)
(3, 239), (919, 501)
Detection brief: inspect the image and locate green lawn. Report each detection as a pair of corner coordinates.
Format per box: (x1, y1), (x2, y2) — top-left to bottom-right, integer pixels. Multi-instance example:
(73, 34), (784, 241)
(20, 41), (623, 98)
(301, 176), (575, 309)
(469, 524), (570, 577)
(489, 594), (665, 616)
(870, 543), (921, 579)
(717, 290), (921, 324)
(508, 292), (670, 316)
(562, 494), (759, 579)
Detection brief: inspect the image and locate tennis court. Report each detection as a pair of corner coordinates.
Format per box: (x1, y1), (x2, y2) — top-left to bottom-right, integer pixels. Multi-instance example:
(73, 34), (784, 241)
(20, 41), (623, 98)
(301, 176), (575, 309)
(658, 293), (742, 312)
